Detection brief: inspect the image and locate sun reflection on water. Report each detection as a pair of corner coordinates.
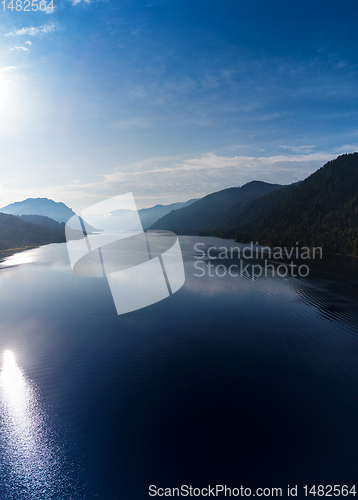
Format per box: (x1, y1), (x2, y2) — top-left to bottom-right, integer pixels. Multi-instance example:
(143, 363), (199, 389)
(0, 350), (73, 499)
(0, 250), (39, 268)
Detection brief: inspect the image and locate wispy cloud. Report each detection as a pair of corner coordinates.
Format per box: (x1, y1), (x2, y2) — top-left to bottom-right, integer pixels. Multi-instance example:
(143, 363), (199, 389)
(1, 66), (17, 71)
(112, 118), (151, 129)
(254, 112), (284, 122)
(6, 27), (38, 36)
(96, 149), (356, 204)
(71, 0), (91, 5)
(10, 47), (30, 53)
(332, 144), (358, 153)
(279, 145), (316, 153)
(5, 23), (57, 37)
(31, 149), (352, 211)
(41, 22), (56, 33)
(2, 146), (356, 212)
(25, 41), (32, 45)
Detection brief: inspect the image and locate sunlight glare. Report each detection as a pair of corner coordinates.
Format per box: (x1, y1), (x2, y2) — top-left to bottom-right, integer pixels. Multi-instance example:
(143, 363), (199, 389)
(0, 249), (40, 269)
(0, 349), (60, 494)
(3, 349), (17, 371)
(0, 350), (29, 418)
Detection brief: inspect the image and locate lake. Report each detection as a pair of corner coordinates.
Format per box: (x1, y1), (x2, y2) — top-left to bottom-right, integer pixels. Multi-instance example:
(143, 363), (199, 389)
(0, 237), (357, 499)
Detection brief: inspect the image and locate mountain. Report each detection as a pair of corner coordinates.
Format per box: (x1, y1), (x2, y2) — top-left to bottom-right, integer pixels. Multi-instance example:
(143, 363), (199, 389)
(83, 199), (198, 230)
(0, 197), (198, 251)
(0, 198), (100, 233)
(222, 153), (358, 256)
(0, 213), (67, 251)
(151, 153), (358, 255)
(4, 153), (356, 255)
(0, 197), (197, 231)
(138, 199), (197, 229)
(19, 214), (66, 229)
(96, 199), (198, 230)
(0, 198), (76, 223)
(150, 181), (285, 234)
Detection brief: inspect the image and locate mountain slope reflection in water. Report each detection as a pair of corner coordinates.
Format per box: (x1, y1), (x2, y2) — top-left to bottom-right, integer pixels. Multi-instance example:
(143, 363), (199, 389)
(0, 350), (78, 500)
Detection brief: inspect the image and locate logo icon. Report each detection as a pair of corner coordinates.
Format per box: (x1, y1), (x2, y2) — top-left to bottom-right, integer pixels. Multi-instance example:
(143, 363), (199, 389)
(65, 193), (185, 315)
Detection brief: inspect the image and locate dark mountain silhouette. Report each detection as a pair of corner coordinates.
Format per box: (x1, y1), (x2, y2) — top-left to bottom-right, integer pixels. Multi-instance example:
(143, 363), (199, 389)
(223, 153), (358, 256)
(0, 213), (67, 251)
(151, 153), (358, 256)
(2, 153), (357, 255)
(19, 214), (66, 229)
(150, 181), (285, 234)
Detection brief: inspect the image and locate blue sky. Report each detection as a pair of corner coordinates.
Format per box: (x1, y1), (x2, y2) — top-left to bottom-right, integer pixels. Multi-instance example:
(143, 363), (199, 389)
(0, 0), (358, 210)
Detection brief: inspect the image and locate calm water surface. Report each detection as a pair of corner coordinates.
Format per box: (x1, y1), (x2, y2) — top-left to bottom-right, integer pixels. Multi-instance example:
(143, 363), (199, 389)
(0, 238), (357, 499)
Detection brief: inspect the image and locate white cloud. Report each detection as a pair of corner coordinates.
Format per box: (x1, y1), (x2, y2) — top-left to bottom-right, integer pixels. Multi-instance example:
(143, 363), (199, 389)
(6, 27), (39, 36)
(112, 118), (151, 129)
(1, 66), (17, 71)
(5, 23), (56, 37)
(25, 41), (32, 45)
(10, 47), (30, 53)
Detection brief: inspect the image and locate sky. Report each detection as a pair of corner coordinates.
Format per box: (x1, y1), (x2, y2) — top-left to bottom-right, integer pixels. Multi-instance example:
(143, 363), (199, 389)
(0, 0), (358, 211)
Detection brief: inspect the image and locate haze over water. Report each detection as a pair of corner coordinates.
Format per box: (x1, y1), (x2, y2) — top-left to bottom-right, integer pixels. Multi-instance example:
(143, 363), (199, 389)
(0, 238), (357, 499)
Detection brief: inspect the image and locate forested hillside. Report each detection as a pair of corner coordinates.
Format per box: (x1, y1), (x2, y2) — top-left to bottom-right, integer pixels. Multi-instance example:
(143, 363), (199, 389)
(152, 153), (358, 256)
(0, 213), (66, 250)
(224, 153), (358, 256)
(150, 181), (284, 234)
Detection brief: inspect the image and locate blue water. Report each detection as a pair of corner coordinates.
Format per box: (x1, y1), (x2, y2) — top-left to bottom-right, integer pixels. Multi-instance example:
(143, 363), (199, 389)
(0, 238), (357, 499)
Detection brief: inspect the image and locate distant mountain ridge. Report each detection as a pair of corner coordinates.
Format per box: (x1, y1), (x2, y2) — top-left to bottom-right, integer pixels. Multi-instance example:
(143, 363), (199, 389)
(138, 199), (197, 228)
(0, 198), (100, 233)
(150, 181), (285, 234)
(0, 197), (198, 251)
(0, 198), (76, 223)
(2, 154), (356, 256)
(98, 199), (198, 231)
(152, 153), (358, 256)
(0, 197), (198, 230)
(0, 199), (89, 251)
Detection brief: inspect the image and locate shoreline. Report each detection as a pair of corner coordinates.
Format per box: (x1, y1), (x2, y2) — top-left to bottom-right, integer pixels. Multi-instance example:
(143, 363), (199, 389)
(0, 245), (39, 262)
